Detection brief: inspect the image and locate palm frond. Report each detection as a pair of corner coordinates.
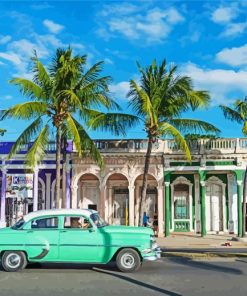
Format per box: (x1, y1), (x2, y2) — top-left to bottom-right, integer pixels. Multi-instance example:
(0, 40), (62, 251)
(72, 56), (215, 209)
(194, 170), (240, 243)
(9, 78), (45, 100)
(8, 117), (44, 159)
(220, 105), (243, 123)
(25, 124), (50, 167)
(168, 118), (220, 134)
(0, 102), (48, 120)
(159, 122), (191, 160)
(87, 112), (140, 136)
(66, 115), (103, 167)
(187, 90), (211, 110)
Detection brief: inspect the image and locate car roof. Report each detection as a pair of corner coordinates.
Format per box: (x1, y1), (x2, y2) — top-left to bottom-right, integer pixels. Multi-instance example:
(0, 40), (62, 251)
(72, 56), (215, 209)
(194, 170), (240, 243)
(23, 209), (98, 222)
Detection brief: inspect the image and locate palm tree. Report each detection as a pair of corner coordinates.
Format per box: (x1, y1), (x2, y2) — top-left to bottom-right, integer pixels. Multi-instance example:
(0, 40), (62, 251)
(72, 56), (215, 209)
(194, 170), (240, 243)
(1, 48), (138, 209)
(128, 60), (220, 226)
(220, 97), (247, 237)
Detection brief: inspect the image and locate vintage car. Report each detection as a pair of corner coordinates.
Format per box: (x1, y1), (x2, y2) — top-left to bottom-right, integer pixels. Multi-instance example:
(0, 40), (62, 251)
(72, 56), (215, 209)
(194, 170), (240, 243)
(0, 209), (161, 272)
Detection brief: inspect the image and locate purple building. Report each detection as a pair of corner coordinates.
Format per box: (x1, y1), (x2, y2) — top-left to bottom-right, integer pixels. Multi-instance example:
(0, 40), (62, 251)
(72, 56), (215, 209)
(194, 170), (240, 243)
(0, 141), (73, 227)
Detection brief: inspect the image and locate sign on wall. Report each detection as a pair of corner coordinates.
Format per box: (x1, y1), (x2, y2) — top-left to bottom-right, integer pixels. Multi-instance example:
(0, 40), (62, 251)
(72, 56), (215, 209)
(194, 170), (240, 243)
(6, 174), (33, 199)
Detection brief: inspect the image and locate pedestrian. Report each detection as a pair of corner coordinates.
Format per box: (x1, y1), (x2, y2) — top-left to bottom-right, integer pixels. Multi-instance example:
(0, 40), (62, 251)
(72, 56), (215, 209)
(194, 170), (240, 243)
(143, 212), (149, 227)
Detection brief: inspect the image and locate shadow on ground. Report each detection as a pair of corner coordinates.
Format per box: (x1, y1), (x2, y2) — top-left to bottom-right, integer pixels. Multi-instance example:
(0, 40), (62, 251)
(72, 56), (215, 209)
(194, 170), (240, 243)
(93, 267), (182, 296)
(166, 255), (243, 275)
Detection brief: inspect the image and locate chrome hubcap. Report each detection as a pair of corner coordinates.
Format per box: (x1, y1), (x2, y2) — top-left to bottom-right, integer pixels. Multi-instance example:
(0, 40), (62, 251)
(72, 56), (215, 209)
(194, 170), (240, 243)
(6, 253), (21, 269)
(121, 253), (135, 269)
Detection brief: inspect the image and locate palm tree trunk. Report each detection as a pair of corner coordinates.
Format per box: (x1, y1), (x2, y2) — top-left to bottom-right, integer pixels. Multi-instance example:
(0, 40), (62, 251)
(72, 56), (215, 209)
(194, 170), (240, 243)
(55, 125), (62, 209)
(62, 136), (67, 208)
(242, 166), (247, 237)
(138, 138), (153, 226)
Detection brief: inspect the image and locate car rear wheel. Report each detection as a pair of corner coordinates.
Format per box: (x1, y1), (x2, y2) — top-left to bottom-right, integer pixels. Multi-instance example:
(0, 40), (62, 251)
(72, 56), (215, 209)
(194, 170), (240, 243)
(1, 251), (27, 272)
(116, 248), (141, 272)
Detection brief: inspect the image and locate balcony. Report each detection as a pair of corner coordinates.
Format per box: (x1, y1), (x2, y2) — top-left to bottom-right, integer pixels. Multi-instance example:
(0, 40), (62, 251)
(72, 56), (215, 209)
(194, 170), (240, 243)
(91, 138), (247, 155)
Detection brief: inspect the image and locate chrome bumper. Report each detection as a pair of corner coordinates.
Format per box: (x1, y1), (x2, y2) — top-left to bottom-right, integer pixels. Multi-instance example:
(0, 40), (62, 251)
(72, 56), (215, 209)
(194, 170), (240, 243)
(142, 244), (162, 261)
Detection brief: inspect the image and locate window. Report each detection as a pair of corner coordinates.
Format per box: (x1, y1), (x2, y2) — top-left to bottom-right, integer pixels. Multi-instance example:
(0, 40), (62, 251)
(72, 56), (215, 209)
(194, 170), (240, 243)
(64, 216), (92, 229)
(31, 217), (58, 229)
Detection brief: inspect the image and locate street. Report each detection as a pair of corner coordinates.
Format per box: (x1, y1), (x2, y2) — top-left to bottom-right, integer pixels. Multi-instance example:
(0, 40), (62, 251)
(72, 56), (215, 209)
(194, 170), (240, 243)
(1, 258), (247, 296)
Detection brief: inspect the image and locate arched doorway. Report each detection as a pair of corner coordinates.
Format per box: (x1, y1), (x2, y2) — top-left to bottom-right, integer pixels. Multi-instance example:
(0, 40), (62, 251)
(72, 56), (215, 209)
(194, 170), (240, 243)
(206, 177), (225, 233)
(134, 174), (158, 226)
(171, 176), (193, 232)
(78, 174), (100, 211)
(106, 173), (129, 225)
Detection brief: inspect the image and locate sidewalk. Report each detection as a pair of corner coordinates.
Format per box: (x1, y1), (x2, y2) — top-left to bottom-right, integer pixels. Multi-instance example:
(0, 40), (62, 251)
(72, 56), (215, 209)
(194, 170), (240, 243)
(156, 233), (247, 249)
(156, 233), (247, 258)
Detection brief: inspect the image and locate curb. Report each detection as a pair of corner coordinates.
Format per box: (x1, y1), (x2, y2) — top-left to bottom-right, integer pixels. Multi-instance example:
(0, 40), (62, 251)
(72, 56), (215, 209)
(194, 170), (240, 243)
(161, 251), (247, 259)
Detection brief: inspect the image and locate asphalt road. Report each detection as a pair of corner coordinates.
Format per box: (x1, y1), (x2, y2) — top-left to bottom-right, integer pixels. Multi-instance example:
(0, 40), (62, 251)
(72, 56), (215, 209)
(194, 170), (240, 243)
(1, 258), (247, 296)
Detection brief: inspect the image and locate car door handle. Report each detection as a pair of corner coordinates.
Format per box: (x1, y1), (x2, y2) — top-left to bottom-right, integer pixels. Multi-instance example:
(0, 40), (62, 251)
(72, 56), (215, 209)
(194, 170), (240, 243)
(60, 230), (67, 233)
(27, 230), (33, 233)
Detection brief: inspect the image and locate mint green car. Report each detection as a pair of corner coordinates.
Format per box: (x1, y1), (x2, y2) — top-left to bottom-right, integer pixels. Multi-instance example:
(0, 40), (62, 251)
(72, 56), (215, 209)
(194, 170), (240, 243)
(0, 209), (161, 272)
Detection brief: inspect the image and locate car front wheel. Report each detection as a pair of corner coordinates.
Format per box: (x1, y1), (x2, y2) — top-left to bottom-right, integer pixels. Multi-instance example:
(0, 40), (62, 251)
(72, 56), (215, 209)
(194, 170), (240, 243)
(1, 251), (27, 272)
(116, 248), (141, 272)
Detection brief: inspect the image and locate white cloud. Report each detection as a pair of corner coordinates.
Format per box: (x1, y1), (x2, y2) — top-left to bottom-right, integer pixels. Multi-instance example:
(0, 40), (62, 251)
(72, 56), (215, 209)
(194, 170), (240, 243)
(109, 81), (130, 100)
(3, 95), (13, 100)
(181, 63), (247, 105)
(0, 35), (11, 44)
(97, 5), (184, 43)
(216, 44), (247, 66)
(222, 22), (247, 37)
(211, 6), (238, 24)
(0, 52), (22, 65)
(43, 19), (64, 34)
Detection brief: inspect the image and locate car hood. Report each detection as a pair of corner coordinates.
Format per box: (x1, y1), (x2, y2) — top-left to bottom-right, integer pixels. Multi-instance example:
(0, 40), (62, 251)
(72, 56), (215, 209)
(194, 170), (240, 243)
(101, 225), (154, 235)
(0, 227), (14, 233)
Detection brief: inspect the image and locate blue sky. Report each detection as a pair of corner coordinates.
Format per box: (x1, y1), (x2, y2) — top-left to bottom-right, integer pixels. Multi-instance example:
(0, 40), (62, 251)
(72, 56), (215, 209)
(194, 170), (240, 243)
(1, 0), (247, 140)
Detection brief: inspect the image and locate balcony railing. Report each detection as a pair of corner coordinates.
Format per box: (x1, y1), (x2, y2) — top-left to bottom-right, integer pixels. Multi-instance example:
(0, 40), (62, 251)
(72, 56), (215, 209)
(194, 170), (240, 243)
(91, 138), (247, 154)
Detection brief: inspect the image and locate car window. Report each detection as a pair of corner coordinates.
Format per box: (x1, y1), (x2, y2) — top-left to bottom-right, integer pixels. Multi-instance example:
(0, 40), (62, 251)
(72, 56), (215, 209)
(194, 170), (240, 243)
(64, 216), (92, 229)
(31, 217), (58, 229)
(11, 218), (25, 230)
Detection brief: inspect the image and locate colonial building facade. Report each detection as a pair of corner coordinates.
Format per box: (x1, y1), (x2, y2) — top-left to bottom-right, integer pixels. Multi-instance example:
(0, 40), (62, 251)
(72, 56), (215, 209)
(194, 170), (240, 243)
(0, 138), (246, 237)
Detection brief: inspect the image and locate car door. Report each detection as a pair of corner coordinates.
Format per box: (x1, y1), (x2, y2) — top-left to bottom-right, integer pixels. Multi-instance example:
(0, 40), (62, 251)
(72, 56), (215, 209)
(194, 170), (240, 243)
(58, 215), (100, 262)
(23, 216), (60, 261)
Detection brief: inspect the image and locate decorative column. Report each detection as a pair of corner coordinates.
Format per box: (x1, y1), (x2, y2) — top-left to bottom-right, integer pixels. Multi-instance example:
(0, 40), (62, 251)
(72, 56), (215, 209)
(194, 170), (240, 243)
(33, 167), (39, 212)
(200, 180), (206, 237)
(99, 184), (106, 219)
(0, 167), (7, 227)
(45, 173), (51, 209)
(135, 185), (140, 226)
(237, 180), (243, 237)
(66, 166), (71, 209)
(128, 185), (135, 226)
(71, 185), (78, 209)
(108, 186), (113, 224)
(165, 182), (170, 236)
(157, 184), (164, 237)
(164, 171), (171, 237)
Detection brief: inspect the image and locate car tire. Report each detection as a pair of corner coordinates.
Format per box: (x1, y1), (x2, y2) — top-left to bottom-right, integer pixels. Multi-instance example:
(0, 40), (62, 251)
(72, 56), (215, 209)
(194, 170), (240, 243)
(116, 248), (141, 273)
(1, 251), (27, 272)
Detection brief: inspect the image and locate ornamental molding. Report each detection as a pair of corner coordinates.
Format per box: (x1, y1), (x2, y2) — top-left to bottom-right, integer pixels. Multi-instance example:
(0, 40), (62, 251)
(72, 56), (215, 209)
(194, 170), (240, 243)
(172, 176), (192, 186)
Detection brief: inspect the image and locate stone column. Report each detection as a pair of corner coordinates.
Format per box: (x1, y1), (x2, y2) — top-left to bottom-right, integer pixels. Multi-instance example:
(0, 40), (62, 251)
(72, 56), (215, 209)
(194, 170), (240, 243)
(66, 167), (71, 209)
(71, 185), (78, 209)
(45, 173), (51, 210)
(237, 180), (243, 237)
(33, 167), (39, 212)
(200, 180), (206, 237)
(0, 167), (7, 227)
(99, 184), (106, 219)
(108, 186), (113, 224)
(128, 185), (135, 226)
(135, 184), (140, 226)
(157, 184), (164, 237)
(165, 181), (170, 237)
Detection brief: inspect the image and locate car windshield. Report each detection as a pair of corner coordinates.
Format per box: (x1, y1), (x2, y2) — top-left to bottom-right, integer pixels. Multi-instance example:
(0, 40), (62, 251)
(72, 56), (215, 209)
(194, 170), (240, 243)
(11, 218), (25, 230)
(90, 213), (107, 228)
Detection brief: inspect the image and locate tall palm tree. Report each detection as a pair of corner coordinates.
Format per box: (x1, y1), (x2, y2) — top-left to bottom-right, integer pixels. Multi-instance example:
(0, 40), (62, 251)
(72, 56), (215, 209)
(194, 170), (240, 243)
(220, 97), (247, 237)
(128, 60), (220, 226)
(1, 48), (138, 209)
